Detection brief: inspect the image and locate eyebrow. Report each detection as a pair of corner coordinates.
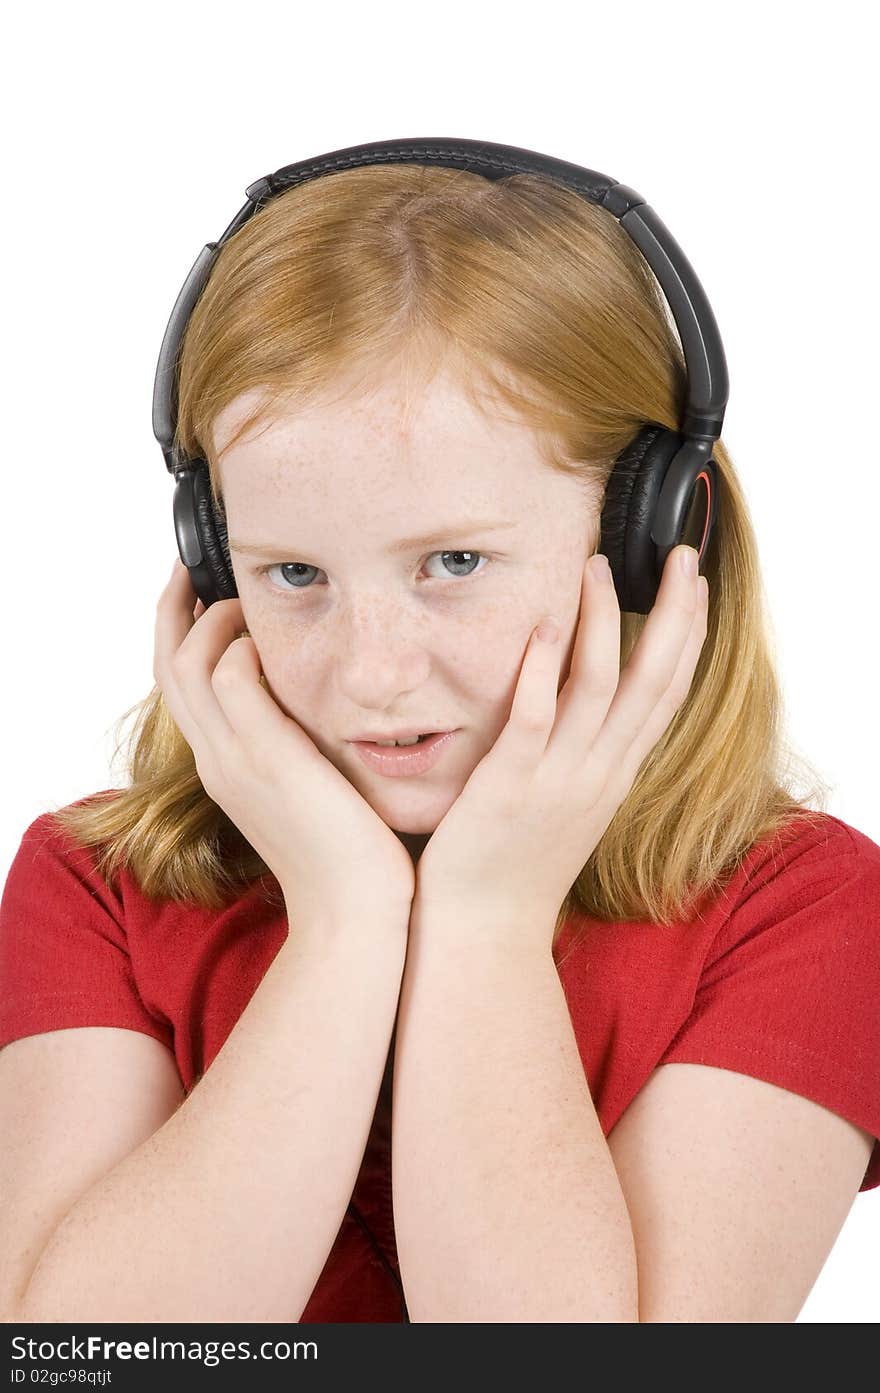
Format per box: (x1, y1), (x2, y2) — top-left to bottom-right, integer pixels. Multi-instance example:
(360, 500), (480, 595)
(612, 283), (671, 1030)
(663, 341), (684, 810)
(229, 520), (518, 559)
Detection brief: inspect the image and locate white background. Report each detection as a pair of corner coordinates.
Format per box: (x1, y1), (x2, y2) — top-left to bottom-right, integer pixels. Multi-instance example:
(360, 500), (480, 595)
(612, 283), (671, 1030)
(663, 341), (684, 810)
(2, 0), (877, 1322)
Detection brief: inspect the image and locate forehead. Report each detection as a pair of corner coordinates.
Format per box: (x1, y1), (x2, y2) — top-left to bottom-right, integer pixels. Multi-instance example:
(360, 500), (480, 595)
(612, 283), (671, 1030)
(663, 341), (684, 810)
(213, 363), (583, 517)
(216, 364), (526, 464)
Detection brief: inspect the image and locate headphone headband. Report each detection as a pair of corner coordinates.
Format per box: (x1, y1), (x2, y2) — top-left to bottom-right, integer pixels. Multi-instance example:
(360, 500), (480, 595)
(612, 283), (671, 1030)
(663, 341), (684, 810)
(152, 136), (728, 472)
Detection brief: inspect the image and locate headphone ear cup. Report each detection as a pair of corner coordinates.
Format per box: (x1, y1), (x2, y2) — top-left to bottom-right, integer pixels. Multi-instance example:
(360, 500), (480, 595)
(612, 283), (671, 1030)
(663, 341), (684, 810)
(599, 425), (683, 615)
(192, 463), (239, 601)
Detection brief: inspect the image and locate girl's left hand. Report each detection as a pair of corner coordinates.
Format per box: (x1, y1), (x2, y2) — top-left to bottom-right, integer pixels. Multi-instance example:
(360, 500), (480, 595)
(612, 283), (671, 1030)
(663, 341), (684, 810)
(413, 544), (709, 948)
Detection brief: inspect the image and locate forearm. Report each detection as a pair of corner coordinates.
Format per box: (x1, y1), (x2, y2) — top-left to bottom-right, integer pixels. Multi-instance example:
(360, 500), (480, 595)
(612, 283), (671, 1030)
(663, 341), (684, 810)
(392, 913), (639, 1322)
(16, 904), (409, 1324)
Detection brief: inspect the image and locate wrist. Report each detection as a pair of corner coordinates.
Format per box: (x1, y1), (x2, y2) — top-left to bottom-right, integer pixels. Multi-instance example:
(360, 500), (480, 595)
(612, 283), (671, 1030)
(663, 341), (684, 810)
(410, 895), (556, 958)
(282, 891), (412, 951)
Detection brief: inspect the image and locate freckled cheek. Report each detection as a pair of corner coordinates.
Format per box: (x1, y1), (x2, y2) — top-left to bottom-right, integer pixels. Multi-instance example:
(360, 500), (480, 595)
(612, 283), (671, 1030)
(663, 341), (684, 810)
(453, 609), (562, 733)
(242, 606), (538, 734)
(237, 611), (316, 720)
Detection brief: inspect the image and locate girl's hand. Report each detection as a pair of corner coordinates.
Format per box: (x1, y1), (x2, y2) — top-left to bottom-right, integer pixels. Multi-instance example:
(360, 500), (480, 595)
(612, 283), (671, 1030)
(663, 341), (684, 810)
(413, 545), (709, 947)
(153, 560), (416, 926)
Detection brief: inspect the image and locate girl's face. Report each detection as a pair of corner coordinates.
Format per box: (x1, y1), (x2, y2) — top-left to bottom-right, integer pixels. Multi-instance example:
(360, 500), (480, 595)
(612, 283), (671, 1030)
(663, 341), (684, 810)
(214, 364), (599, 859)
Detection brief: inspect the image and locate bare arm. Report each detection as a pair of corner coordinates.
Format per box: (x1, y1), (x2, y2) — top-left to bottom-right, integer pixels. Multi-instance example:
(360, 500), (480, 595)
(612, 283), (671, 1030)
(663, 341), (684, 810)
(13, 903), (408, 1324)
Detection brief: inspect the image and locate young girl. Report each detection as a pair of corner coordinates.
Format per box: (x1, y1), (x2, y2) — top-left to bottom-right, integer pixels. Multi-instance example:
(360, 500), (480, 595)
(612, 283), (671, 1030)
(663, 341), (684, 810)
(1, 143), (878, 1325)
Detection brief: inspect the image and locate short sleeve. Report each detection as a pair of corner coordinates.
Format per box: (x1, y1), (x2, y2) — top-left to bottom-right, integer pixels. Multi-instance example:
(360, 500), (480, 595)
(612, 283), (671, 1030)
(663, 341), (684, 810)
(658, 823), (880, 1191)
(0, 811), (173, 1052)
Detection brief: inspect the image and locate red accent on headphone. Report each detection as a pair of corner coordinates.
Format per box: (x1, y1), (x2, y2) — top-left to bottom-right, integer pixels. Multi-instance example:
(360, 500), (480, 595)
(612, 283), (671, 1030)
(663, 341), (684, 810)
(695, 470), (712, 559)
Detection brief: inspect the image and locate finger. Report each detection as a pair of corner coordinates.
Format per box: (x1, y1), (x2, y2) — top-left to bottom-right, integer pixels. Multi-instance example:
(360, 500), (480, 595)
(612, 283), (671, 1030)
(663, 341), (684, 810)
(153, 560), (242, 749)
(153, 561), (200, 654)
(550, 551), (621, 755)
(208, 635), (310, 771)
(593, 551), (706, 771)
(604, 576), (709, 803)
(495, 613), (565, 769)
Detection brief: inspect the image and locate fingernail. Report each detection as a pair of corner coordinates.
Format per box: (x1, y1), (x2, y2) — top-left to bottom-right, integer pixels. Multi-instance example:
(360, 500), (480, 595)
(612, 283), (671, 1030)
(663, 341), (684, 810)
(679, 546), (698, 577)
(591, 553), (612, 584)
(536, 616), (559, 644)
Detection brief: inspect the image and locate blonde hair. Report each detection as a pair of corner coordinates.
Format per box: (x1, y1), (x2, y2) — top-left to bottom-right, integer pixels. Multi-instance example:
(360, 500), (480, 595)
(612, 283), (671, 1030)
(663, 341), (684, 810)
(48, 163), (832, 959)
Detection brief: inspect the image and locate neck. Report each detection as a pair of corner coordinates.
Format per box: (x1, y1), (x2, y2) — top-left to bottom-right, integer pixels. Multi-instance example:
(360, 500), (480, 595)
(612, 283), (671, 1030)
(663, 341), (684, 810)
(395, 830), (430, 866)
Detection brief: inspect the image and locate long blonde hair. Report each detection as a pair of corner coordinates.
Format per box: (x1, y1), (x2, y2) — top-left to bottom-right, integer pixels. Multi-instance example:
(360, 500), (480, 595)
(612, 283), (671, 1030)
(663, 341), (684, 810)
(48, 163), (831, 957)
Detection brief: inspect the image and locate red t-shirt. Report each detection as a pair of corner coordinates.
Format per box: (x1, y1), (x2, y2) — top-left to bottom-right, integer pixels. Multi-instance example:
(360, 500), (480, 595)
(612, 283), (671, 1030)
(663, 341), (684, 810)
(1, 796), (879, 1322)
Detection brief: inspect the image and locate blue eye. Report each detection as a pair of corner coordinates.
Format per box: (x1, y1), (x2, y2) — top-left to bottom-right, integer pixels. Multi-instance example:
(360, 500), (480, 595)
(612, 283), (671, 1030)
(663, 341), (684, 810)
(258, 550), (490, 594)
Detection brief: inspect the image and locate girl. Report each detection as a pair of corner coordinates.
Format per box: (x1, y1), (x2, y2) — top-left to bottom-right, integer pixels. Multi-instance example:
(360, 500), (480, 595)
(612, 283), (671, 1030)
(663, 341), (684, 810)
(1, 148), (878, 1324)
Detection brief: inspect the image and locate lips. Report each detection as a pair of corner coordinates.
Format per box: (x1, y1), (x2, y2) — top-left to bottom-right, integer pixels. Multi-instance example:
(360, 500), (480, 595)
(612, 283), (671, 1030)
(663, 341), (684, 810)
(351, 729), (459, 777)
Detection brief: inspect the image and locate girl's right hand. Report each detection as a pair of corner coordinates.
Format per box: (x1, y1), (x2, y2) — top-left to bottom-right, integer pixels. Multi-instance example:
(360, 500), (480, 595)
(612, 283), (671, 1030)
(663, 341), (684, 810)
(153, 560), (416, 927)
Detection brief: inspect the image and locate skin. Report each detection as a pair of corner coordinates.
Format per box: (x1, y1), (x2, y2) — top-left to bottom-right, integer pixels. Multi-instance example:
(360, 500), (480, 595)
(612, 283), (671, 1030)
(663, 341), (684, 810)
(212, 360), (601, 869)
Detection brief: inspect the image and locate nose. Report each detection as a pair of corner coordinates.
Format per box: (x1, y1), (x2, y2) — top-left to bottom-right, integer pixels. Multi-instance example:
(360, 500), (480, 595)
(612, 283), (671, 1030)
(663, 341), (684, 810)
(335, 601), (433, 708)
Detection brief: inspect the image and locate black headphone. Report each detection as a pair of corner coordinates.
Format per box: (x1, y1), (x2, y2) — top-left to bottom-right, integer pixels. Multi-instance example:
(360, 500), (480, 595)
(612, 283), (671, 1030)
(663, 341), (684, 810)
(152, 136), (728, 616)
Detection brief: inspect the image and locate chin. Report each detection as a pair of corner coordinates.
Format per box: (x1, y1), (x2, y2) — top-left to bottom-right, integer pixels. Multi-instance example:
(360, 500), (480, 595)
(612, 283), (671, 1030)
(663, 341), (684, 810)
(371, 788), (453, 836)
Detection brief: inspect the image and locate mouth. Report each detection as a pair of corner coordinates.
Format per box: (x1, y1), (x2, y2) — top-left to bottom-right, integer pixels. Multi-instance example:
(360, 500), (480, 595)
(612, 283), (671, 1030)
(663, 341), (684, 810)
(348, 729), (452, 745)
(356, 733), (435, 747)
(351, 729), (459, 777)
